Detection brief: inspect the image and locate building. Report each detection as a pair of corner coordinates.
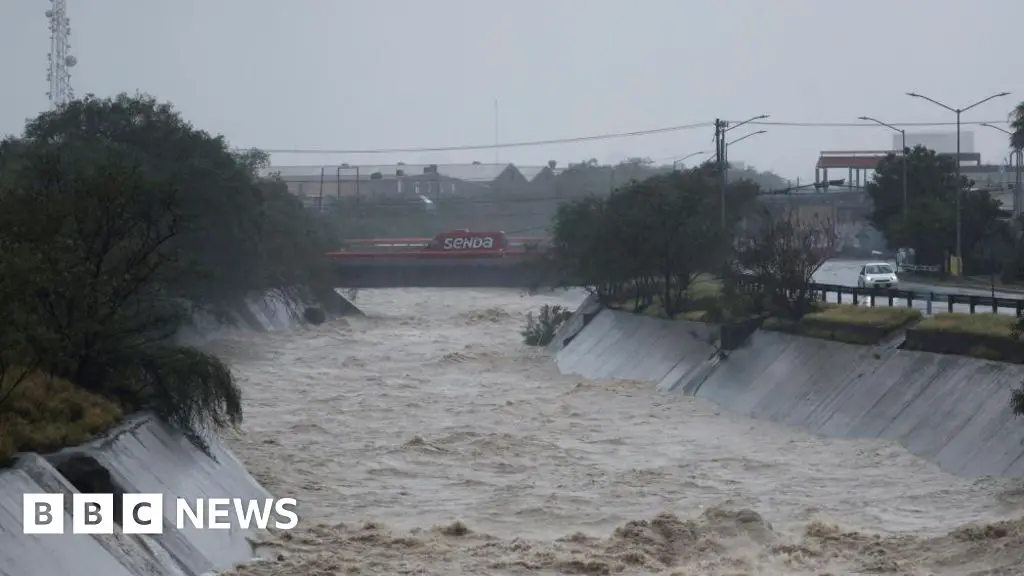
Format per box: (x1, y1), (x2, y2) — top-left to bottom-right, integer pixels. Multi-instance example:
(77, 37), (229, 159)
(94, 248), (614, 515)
(519, 164), (558, 193)
(893, 131), (976, 156)
(269, 162), (531, 204)
(815, 150), (983, 188)
(814, 146), (1020, 215)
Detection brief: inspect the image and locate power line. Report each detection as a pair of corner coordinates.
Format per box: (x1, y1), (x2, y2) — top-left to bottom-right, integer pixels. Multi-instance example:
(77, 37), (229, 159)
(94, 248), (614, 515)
(261, 121), (715, 155)
(734, 120), (1009, 128)
(258, 118), (1014, 156)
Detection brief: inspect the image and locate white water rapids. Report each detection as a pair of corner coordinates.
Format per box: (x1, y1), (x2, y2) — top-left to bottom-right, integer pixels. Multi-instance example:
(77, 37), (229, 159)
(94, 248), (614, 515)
(216, 288), (1024, 575)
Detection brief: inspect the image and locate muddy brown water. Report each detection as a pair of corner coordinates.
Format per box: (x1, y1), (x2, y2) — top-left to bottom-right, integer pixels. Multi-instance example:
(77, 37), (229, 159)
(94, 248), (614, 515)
(216, 288), (1024, 575)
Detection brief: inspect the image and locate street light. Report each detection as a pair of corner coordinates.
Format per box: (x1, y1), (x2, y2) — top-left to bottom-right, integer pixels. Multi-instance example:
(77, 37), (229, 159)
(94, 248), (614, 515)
(727, 130), (767, 148)
(859, 116), (908, 221)
(906, 91), (1011, 268)
(718, 116), (769, 228)
(672, 150), (708, 170)
(720, 129), (767, 227)
(980, 122), (1024, 217)
(724, 115), (769, 136)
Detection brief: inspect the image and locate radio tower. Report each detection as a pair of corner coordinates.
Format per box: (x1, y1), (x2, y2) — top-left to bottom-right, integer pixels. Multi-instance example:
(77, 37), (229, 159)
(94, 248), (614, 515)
(45, 0), (76, 107)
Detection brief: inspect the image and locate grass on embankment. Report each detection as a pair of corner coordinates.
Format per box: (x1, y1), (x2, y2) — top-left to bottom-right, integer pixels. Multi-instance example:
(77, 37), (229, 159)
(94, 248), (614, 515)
(903, 313), (1024, 363)
(763, 305), (922, 345)
(0, 371), (123, 466)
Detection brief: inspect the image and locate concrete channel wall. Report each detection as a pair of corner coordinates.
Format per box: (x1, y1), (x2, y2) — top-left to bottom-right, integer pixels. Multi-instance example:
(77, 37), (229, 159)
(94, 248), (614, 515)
(555, 308), (1024, 478)
(0, 416), (267, 576)
(0, 288), (358, 576)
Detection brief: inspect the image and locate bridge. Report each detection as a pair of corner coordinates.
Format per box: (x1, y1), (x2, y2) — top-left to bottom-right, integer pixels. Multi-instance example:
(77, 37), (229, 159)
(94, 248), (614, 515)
(328, 230), (553, 288)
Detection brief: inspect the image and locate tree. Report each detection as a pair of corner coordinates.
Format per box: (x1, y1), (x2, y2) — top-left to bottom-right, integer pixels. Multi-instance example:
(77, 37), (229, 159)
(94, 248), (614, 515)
(727, 165), (790, 191)
(866, 145), (1003, 266)
(734, 207), (836, 319)
(1010, 102), (1024, 151)
(13, 93), (336, 315)
(547, 165), (758, 317)
(0, 94), (343, 450)
(0, 139), (241, 447)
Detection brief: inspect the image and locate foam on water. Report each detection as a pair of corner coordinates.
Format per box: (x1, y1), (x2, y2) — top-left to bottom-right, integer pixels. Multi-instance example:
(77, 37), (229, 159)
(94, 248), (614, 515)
(215, 288), (1024, 575)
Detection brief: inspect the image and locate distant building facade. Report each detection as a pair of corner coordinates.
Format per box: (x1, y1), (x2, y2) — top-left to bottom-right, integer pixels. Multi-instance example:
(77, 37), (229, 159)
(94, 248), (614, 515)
(270, 163), (532, 205)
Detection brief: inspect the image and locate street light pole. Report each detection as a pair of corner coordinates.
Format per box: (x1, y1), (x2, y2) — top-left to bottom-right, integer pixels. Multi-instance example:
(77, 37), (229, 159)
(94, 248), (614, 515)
(672, 150), (708, 170)
(906, 91), (1011, 272)
(980, 122), (1023, 218)
(720, 129), (767, 226)
(727, 130), (767, 148)
(858, 116), (907, 222)
(718, 115), (768, 229)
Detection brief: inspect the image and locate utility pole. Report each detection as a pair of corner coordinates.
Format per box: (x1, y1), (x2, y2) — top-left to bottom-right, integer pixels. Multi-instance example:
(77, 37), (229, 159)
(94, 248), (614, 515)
(716, 115), (769, 229)
(715, 119), (726, 228)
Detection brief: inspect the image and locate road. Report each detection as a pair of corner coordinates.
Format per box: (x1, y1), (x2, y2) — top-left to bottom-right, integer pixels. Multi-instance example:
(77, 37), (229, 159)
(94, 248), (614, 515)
(814, 259), (1023, 316)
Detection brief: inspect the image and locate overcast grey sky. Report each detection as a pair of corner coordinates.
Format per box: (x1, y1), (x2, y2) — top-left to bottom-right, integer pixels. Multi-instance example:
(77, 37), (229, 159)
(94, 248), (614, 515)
(2, 0), (1021, 180)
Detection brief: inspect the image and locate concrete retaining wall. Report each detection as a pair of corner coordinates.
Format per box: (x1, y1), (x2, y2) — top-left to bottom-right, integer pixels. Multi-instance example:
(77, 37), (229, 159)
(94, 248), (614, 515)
(555, 309), (718, 390)
(546, 292), (601, 354)
(178, 287), (362, 345)
(554, 308), (1024, 478)
(0, 288), (341, 575)
(1, 415), (267, 576)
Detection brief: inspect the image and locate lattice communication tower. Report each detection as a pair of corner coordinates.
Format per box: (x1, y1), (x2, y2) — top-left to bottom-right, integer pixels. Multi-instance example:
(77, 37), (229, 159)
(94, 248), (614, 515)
(45, 0), (76, 107)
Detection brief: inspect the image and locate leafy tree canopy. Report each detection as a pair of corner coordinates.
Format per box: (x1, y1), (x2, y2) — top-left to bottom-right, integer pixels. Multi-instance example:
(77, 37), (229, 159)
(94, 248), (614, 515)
(6, 93), (336, 311)
(547, 164), (757, 316)
(1010, 101), (1024, 151)
(865, 145), (1003, 265)
(0, 93), (340, 449)
(552, 157), (790, 200)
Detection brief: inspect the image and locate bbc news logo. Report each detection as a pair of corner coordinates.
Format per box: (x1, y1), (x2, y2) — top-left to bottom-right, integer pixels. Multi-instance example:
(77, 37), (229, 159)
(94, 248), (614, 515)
(23, 494), (299, 534)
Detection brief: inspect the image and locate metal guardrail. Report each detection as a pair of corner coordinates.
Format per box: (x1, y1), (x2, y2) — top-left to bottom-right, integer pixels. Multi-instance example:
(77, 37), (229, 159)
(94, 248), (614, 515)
(736, 278), (1024, 316)
(898, 263), (941, 273)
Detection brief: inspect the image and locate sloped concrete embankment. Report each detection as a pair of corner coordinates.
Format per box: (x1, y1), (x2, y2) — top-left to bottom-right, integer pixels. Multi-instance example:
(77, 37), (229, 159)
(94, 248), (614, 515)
(554, 309), (1024, 477)
(554, 309), (720, 391)
(0, 414), (269, 576)
(178, 286), (362, 344)
(0, 289), (353, 575)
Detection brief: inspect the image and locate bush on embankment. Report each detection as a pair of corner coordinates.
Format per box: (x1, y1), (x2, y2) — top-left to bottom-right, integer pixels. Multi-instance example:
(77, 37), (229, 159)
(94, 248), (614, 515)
(521, 305), (573, 346)
(0, 94), (335, 461)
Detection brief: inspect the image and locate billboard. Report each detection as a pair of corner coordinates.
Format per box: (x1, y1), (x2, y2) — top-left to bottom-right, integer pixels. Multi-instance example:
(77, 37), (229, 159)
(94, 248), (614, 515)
(894, 132), (974, 154)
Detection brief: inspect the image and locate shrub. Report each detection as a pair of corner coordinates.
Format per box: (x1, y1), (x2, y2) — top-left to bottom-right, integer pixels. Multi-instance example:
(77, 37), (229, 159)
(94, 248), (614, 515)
(522, 305), (573, 346)
(0, 371), (123, 465)
(1012, 386), (1024, 416)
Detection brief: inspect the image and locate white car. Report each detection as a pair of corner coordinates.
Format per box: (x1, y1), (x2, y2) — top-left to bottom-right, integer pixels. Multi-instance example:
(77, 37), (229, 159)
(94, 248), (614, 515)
(857, 262), (899, 289)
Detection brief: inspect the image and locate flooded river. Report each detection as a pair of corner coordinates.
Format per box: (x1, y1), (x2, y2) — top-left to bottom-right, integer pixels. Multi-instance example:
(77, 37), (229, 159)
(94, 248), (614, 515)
(219, 288), (1024, 575)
